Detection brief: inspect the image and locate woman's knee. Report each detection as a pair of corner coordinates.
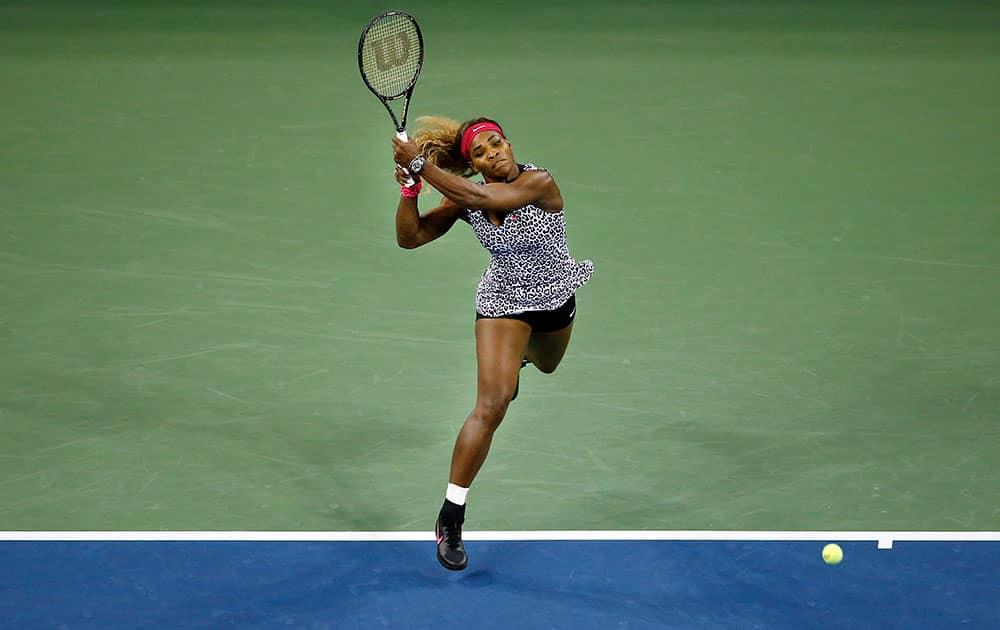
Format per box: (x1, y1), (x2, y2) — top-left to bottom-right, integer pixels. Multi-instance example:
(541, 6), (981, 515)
(472, 392), (513, 429)
(532, 359), (559, 374)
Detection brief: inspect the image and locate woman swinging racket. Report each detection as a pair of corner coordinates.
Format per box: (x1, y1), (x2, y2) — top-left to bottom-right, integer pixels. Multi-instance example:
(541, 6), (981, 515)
(391, 117), (594, 570)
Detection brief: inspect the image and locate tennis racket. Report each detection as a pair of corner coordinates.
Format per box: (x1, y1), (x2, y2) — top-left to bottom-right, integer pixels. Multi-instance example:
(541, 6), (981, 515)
(358, 10), (424, 185)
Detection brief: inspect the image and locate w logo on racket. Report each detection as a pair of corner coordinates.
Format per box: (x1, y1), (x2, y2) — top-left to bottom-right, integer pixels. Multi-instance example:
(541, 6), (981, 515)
(373, 32), (412, 71)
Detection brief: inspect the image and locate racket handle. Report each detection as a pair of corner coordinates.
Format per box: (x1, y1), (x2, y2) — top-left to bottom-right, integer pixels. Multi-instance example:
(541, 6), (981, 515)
(396, 129), (415, 186)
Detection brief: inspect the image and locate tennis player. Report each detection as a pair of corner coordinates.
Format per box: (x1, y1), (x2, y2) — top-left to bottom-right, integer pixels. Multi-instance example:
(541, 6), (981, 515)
(391, 117), (593, 570)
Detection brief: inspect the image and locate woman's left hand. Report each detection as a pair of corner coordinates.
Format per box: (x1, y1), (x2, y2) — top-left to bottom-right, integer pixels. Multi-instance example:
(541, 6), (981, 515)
(392, 135), (420, 167)
(394, 165), (420, 187)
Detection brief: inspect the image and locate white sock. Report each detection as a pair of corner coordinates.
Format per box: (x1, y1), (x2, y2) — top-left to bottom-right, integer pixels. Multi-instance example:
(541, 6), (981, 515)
(446, 483), (469, 506)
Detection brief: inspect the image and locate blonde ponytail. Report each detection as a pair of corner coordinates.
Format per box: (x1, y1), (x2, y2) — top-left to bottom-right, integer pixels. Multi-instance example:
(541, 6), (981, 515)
(413, 116), (470, 176)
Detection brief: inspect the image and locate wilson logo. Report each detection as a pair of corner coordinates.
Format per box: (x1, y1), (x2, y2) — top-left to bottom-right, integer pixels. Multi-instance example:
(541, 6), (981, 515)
(373, 33), (411, 71)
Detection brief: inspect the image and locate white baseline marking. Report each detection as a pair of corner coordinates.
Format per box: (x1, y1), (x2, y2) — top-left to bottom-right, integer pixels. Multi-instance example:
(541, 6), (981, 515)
(0, 531), (997, 543)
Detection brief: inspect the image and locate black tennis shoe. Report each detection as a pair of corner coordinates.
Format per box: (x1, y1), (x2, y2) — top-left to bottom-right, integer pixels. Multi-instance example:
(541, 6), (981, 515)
(511, 359), (530, 402)
(435, 517), (468, 571)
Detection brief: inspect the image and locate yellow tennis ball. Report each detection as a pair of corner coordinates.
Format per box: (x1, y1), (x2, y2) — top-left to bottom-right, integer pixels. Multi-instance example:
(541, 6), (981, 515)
(822, 543), (843, 565)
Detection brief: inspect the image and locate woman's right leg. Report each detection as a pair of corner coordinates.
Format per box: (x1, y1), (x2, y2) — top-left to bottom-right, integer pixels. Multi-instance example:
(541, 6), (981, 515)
(436, 317), (530, 570)
(449, 317), (533, 487)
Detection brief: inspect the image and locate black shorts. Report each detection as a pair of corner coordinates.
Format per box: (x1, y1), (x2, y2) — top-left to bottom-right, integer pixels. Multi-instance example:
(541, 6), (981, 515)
(476, 294), (576, 333)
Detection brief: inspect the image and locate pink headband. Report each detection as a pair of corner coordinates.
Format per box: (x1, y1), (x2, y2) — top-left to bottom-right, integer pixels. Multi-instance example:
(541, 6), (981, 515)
(460, 122), (504, 160)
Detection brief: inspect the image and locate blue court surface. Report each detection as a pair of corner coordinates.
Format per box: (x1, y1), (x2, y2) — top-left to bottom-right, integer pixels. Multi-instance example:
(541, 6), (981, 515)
(1, 533), (997, 629)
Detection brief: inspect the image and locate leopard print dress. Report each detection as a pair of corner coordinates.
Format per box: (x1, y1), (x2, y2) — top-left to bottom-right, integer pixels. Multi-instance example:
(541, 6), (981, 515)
(461, 163), (594, 317)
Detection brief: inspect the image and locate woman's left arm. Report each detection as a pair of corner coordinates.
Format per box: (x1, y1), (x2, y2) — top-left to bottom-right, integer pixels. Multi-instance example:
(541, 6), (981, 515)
(392, 136), (562, 212)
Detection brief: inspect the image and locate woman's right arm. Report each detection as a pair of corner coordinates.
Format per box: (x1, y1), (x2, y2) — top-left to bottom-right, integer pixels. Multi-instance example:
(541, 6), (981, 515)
(395, 168), (465, 249)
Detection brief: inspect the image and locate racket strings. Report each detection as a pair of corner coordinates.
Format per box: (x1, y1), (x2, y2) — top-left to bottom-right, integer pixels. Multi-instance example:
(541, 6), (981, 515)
(360, 15), (421, 99)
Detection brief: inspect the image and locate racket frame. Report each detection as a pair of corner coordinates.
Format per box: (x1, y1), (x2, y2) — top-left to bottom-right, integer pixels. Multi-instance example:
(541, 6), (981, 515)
(358, 10), (424, 138)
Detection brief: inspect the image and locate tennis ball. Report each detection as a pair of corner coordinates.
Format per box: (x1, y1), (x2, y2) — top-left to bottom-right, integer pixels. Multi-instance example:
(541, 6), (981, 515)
(822, 543), (843, 565)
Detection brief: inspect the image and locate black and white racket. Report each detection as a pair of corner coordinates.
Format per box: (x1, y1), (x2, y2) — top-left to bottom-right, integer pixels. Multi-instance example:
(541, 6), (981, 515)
(358, 10), (424, 184)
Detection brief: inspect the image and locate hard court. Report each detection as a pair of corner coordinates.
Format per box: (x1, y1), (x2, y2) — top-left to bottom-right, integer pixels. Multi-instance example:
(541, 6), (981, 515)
(1, 1), (998, 627)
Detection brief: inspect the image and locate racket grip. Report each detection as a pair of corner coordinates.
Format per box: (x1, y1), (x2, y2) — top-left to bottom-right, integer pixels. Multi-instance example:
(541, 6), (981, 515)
(396, 129), (415, 186)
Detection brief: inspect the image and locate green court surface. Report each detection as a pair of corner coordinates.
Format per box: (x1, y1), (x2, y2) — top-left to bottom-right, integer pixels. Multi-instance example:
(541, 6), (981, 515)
(1, 1), (998, 533)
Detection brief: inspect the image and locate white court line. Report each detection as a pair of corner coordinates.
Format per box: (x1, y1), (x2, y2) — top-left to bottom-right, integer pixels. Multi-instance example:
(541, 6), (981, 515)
(0, 531), (998, 544)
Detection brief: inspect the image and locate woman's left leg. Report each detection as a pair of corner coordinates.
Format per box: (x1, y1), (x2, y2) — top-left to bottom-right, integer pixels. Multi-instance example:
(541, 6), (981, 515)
(524, 321), (574, 373)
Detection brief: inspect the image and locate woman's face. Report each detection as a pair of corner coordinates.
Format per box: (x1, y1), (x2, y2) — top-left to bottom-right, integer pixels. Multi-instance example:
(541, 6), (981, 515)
(468, 131), (517, 181)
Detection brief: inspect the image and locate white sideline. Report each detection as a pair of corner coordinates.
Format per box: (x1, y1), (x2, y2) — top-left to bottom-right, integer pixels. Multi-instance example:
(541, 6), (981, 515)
(1, 530), (998, 544)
